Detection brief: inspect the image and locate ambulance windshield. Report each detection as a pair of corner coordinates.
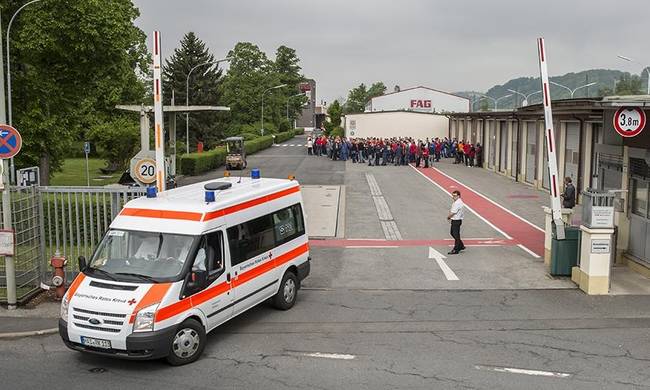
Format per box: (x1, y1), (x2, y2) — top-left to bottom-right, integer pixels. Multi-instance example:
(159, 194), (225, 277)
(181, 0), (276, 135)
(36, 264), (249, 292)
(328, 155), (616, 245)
(87, 229), (195, 281)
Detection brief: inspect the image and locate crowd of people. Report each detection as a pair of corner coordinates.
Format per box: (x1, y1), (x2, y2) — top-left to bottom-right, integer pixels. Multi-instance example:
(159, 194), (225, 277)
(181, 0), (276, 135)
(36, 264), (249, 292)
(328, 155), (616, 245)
(305, 134), (483, 168)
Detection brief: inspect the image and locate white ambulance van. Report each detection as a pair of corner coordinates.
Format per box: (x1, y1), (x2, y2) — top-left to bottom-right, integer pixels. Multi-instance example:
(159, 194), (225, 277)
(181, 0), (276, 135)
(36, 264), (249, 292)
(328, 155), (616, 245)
(59, 172), (310, 365)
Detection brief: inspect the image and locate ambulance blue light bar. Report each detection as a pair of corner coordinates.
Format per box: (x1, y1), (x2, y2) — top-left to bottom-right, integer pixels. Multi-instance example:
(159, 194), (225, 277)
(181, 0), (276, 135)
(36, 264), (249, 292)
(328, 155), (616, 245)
(251, 168), (261, 179)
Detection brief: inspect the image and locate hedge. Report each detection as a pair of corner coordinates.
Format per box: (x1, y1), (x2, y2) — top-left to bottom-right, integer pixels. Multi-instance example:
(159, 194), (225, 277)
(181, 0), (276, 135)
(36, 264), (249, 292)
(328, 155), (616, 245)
(294, 128), (305, 135)
(179, 130), (296, 176)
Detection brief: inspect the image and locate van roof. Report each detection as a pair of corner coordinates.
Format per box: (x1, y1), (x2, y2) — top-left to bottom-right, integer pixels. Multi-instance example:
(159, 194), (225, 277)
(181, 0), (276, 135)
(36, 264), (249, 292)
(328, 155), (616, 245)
(110, 177), (301, 234)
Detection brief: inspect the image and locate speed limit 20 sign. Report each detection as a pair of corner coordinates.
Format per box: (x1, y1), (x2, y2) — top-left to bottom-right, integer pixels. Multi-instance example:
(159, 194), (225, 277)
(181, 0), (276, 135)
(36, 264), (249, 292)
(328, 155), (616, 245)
(613, 107), (646, 137)
(134, 158), (157, 184)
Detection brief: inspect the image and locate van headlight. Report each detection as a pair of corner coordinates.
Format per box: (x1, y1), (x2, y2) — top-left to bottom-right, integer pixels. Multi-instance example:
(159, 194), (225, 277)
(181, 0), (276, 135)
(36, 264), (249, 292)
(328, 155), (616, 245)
(60, 296), (69, 320)
(133, 303), (159, 332)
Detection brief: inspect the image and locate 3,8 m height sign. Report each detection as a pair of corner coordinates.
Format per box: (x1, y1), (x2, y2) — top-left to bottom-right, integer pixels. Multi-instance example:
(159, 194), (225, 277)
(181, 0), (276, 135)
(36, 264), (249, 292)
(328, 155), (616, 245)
(613, 107), (646, 137)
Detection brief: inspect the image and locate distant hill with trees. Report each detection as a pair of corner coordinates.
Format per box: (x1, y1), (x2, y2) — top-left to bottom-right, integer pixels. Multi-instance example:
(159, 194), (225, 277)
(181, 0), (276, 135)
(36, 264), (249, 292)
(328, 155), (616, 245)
(455, 68), (648, 111)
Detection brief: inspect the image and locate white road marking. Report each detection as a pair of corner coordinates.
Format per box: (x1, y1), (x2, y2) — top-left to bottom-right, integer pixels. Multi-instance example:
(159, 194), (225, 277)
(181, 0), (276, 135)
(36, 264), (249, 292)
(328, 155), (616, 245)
(432, 167), (545, 233)
(290, 144), (295, 146)
(291, 352), (356, 360)
(475, 365), (571, 378)
(518, 244), (541, 258)
(429, 247), (459, 281)
(281, 144), (288, 147)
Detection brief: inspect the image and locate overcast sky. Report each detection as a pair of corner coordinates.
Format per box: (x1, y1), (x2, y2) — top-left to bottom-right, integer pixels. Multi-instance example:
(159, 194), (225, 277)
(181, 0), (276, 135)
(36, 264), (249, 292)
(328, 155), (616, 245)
(133, 0), (648, 103)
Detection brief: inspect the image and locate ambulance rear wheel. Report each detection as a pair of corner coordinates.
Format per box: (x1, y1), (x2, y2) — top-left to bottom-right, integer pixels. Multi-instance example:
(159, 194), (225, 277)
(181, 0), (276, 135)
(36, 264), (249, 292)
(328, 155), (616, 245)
(272, 271), (297, 310)
(166, 318), (206, 366)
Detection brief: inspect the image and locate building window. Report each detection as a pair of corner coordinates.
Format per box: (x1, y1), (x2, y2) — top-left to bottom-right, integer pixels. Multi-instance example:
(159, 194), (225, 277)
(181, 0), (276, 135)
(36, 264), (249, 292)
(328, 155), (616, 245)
(631, 179), (649, 218)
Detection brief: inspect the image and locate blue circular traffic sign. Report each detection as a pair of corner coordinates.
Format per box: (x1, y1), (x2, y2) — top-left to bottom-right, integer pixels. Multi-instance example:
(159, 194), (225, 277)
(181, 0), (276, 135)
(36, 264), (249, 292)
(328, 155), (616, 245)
(0, 124), (21, 159)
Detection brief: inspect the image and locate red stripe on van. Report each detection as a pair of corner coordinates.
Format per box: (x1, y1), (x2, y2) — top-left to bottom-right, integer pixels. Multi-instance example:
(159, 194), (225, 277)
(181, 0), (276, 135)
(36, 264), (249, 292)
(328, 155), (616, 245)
(120, 208), (203, 221)
(66, 273), (86, 301)
(129, 283), (172, 323)
(154, 242), (308, 323)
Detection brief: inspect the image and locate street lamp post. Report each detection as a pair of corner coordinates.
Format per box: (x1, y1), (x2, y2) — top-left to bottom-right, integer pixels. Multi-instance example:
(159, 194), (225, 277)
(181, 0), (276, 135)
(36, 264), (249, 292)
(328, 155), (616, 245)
(549, 81), (597, 98)
(6, 0), (43, 183)
(260, 84), (286, 136)
(507, 89), (542, 107)
(185, 57), (231, 154)
(617, 55), (650, 94)
(478, 93), (512, 111)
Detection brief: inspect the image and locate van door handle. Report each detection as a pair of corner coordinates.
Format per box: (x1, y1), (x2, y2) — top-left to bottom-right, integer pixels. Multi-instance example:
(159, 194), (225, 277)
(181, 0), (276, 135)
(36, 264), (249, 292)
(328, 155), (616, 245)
(226, 273), (231, 282)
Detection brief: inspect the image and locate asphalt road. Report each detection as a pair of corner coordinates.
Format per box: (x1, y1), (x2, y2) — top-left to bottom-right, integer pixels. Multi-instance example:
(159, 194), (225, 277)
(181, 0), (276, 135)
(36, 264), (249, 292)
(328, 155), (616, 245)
(4, 135), (650, 390)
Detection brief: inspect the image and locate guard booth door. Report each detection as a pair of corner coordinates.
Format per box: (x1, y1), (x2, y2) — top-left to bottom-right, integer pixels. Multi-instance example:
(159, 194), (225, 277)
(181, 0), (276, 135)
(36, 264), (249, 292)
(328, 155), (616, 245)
(628, 158), (650, 265)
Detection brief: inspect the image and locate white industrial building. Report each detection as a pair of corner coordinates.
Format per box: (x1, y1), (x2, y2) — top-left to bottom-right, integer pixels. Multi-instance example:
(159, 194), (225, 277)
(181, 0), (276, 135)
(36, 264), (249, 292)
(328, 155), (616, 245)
(365, 86), (470, 113)
(344, 111), (449, 140)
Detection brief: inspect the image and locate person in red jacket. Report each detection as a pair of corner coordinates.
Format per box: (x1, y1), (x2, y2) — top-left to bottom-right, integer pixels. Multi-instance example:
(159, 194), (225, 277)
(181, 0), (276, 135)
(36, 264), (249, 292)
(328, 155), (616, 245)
(422, 144), (430, 168)
(463, 142), (471, 166)
(468, 144), (476, 167)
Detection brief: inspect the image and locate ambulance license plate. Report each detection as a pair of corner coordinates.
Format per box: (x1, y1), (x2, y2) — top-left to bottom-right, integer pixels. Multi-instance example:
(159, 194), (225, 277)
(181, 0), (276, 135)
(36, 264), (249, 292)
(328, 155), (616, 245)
(80, 336), (112, 349)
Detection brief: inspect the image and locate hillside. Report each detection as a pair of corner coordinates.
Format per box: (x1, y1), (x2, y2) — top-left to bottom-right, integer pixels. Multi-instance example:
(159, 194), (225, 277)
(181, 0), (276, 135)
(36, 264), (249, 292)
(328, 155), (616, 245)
(455, 69), (634, 111)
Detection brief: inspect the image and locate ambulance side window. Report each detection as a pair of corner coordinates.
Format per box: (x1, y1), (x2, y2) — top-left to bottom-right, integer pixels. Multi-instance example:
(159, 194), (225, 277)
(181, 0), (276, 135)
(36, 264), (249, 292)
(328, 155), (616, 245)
(227, 215), (274, 266)
(193, 231), (224, 275)
(272, 204), (305, 245)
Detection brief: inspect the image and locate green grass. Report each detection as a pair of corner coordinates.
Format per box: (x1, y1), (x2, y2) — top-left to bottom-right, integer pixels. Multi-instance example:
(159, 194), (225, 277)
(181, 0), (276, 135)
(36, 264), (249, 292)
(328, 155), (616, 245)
(50, 158), (121, 187)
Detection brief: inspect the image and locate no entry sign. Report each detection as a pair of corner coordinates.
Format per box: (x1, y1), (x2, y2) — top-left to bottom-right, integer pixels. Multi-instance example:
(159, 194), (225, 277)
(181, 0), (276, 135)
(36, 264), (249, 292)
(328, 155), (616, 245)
(0, 124), (21, 159)
(613, 107), (646, 137)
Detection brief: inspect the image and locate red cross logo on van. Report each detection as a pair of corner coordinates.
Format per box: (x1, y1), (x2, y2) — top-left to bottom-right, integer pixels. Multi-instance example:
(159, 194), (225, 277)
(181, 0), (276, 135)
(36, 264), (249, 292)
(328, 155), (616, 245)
(128, 299), (137, 306)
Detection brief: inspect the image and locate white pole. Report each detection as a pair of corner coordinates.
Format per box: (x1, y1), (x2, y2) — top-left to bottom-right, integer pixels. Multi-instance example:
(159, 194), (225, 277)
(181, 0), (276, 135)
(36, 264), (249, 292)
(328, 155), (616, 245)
(0, 10), (15, 309)
(85, 150), (90, 187)
(538, 37), (565, 239)
(152, 31), (166, 192)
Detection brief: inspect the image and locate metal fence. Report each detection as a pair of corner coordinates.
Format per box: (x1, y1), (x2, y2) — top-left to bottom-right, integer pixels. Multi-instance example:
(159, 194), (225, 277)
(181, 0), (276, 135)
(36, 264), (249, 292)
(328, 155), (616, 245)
(0, 186), (42, 303)
(0, 186), (146, 303)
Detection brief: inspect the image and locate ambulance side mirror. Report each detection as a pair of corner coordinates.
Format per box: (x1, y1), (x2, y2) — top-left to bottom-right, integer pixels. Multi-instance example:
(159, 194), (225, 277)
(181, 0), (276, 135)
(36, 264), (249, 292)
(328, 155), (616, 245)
(78, 256), (87, 272)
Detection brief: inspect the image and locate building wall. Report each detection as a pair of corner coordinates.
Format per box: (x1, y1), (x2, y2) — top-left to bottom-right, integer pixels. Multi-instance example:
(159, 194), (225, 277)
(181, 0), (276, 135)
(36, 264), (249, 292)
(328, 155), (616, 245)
(368, 87), (469, 114)
(344, 112), (449, 140)
(296, 79), (316, 129)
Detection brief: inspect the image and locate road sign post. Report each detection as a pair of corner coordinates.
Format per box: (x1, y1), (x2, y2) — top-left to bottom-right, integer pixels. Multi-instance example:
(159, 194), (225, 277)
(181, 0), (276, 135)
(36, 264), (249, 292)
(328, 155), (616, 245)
(84, 141), (90, 186)
(0, 124), (21, 309)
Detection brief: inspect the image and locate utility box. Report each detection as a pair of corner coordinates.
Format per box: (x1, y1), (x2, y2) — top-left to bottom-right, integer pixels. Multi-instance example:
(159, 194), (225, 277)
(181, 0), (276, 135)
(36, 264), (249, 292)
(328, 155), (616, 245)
(551, 224), (581, 276)
(581, 189), (615, 229)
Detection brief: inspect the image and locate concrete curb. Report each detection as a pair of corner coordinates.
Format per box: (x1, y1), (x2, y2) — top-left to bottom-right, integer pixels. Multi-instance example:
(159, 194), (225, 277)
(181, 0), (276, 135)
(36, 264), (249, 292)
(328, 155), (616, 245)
(0, 328), (58, 339)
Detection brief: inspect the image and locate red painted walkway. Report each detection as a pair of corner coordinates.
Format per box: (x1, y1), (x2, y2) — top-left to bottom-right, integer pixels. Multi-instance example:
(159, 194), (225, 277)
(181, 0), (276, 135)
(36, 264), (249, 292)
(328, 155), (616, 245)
(309, 238), (515, 248)
(412, 166), (545, 257)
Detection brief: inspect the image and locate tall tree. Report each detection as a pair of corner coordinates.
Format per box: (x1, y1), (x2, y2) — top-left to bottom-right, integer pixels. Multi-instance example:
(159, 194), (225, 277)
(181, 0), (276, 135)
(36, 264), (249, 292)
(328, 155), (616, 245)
(5, 0), (148, 183)
(327, 100), (342, 127)
(343, 83), (368, 114)
(367, 82), (387, 100)
(221, 42), (283, 135)
(163, 32), (224, 149)
(343, 81), (386, 114)
(274, 45), (306, 123)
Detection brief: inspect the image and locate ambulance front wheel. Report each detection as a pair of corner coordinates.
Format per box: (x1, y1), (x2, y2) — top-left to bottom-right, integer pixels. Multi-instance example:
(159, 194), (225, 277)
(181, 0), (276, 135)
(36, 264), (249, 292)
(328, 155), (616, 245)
(272, 271), (297, 310)
(166, 318), (206, 366)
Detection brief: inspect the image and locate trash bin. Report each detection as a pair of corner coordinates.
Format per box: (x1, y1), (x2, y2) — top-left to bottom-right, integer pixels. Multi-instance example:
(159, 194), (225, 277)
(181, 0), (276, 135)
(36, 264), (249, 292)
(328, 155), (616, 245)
(550, 224), (581, 276)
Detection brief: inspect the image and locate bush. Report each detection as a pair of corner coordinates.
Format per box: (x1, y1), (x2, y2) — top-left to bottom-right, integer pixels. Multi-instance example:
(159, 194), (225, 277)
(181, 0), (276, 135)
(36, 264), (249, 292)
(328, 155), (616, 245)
(179, 147), (227, 176)
(294, 128), (305, 135)
(87, 117), (140, 172)
(278, 118), (291, 133)
(274, 130), (295, 143)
